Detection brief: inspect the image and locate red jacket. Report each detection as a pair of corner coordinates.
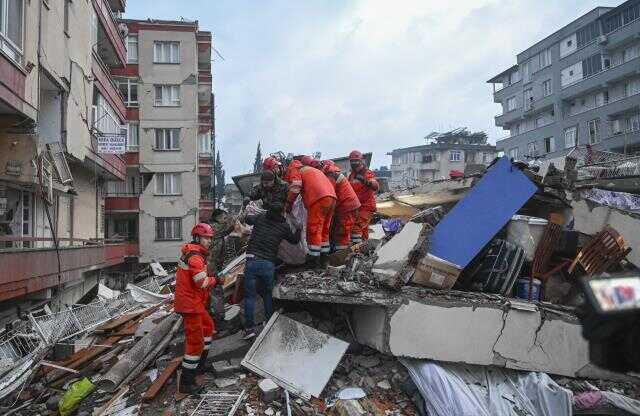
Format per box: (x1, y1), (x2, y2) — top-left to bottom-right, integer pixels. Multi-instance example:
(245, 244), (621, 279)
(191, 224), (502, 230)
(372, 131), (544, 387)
(348, 169), (378, 212)
(175, 243), (216, 314)
(285, 163), (336, 208)
(325, 168), (360, 214)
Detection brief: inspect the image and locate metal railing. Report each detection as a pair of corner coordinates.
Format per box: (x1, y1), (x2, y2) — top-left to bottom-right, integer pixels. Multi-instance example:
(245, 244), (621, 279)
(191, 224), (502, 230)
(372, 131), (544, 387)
(568, 146), (640, 180)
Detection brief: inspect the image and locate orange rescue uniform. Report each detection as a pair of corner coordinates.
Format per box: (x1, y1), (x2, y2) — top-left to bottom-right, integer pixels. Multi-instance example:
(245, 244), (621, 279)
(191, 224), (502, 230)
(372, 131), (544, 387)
(175, 243), (217, 370)
(324, 164), (361, 249)
(285, 161), (337, 256)
(348, 169), (379, 242)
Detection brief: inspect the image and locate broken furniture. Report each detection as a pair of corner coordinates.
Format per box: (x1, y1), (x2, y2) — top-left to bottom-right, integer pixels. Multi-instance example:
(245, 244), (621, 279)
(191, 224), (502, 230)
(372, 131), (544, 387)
(568, 226), (632, 276)
(461, 239), (525, 295)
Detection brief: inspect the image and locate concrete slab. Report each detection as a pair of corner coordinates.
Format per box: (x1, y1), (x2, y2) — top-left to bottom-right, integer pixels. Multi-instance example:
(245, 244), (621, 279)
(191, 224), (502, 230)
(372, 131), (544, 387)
(372, 222), (424, 283)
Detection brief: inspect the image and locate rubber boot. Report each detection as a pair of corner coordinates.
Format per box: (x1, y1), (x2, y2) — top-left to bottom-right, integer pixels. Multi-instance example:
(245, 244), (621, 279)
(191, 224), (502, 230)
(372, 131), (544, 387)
(196, 350), (210, 374)
(305, 254), (319, 268)
(179, 367), (204, 395)
(319, 253), (329, 268)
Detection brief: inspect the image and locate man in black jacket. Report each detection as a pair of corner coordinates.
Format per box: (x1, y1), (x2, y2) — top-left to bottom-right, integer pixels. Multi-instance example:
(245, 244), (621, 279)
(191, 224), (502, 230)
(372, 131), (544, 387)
(242, 204), (300, 339)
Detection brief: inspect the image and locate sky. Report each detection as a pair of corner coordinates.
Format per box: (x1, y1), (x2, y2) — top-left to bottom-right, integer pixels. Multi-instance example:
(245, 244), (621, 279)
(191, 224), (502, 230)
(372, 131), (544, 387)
(124, 0), (616, 178)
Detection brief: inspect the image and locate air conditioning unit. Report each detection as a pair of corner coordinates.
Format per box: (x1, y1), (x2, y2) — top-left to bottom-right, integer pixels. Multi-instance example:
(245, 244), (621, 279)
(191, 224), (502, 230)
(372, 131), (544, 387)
(598, 35), (608, 45)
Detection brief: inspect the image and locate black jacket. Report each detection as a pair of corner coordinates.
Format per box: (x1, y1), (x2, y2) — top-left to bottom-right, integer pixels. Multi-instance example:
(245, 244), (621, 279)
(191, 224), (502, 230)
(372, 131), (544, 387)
(245, 213), (300, 262)
(249, 178), (289, 211)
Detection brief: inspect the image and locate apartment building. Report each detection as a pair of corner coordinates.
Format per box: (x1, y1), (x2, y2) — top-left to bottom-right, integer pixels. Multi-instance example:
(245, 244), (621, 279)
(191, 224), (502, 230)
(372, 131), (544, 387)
(488, 0), (640, 159)
(105, 19), (214, 263)
(388, 129), (497, 189)
(0, 0), (135, 320)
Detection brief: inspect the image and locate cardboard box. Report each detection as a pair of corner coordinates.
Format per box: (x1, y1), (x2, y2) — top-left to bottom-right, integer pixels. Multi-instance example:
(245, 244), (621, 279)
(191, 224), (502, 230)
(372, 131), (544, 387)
(412, 254), (462, 290)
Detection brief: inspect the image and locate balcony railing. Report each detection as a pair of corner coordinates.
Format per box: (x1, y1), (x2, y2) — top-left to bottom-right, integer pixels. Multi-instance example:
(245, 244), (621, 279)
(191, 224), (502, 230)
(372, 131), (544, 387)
(0, 239), (138, 302)
(92, 0), (127, 66)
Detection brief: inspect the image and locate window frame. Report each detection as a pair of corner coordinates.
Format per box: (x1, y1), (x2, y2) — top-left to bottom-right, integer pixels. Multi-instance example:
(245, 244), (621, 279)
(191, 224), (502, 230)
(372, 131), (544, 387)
(544, 137), (555, 153)
(155, 172), (182, 195)
(508, 147), (519, 159)
(126, 34), (138, 63)
(506, 96), (517, 112)
(542, 79), (552, 97)
(125, 122), (139, 151)
(0, 0), (25, 63)
(155, 217), (182, 241)
(198, 132), (212, 155)
(154, 85), (181, 107)
(449, 150), (462, 162)
(154, 128), (180, 151)
(153, 41), (180, 64)
(564, 126), (578, 148)
(588, 119), (600, 144)
(118, 78), (139, 107)
(527, 141), (537, 157)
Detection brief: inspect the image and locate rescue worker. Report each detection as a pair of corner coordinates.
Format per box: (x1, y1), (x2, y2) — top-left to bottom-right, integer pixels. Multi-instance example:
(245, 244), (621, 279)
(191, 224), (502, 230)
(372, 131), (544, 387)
(322, 160), (361, 251)
(284, 159), (337, 265)
(301, 155), (323, 170)
(207, 209), (235, 274)
(175, 223), (219, 395)
(249, 170), (289, 212)
(241, 204), (301, 339)
(348, 150), (379, 243)
(262, 156), (284, 178)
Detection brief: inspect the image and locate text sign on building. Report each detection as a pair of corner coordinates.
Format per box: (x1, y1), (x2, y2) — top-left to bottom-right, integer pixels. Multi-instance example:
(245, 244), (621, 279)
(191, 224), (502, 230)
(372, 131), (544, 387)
(97, 134), (126, 154)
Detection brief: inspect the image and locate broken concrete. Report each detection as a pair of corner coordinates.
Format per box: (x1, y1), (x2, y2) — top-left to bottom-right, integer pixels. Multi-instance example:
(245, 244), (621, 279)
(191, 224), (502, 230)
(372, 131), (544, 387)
(372, 221), (424, 284)
(274, 281), (637, 382)
(258, 378), (281, 402)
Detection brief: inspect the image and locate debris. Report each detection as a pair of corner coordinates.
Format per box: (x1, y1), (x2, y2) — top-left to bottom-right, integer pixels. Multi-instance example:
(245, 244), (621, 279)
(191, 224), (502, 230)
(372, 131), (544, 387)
(241, 312), (349, 400)
(258, 378), (281, 402)
(429, 156), (537, 270)
(335, 387), (367, 400)
(212, 359), (242, 376)
(568, 225), (631, 276)
(142, 358), (181, 402)
(58, 378), (95, 416)
(377, 380), (392, 390)
(372, 222), (424, 284)
(189, 390), (246, 416)
(402, 360), (573, 416)
(214, 377), (238, 388)
(506, 215), (548, 261)
(95, 314), (181, 392)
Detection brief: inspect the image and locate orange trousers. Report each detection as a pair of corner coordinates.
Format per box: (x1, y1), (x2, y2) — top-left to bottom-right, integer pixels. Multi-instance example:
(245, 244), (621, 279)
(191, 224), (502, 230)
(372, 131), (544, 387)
(351, 209), (374, 243)
(332, 209), (357, 250)
(306, 196), (336, 256)
(180, 310), (215, 370)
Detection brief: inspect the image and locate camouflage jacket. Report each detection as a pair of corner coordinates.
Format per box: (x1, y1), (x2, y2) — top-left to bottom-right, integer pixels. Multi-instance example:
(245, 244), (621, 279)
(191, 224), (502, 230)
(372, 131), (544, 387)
(249, 177), (289, 211)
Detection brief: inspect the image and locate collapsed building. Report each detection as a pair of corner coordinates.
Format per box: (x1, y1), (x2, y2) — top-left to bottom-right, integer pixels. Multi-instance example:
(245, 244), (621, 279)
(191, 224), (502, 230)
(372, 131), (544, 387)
(1, 148), (640, 415)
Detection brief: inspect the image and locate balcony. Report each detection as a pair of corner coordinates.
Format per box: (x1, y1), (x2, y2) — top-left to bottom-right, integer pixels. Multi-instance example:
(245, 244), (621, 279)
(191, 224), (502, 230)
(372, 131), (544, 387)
(122, 152), (139, 166)
(603, 20), (640, 50)
(105, 195), (140, 212)
(0, 240), (138, 302)
(92, 52), (126, 122)
(495, 108), (522, 128)
(561, 56), (640, 100)
(92, 0), (127, 67)
(0, 54), (36, 120)
(85, 134), (126, 181)
(492, 81), (522, 104)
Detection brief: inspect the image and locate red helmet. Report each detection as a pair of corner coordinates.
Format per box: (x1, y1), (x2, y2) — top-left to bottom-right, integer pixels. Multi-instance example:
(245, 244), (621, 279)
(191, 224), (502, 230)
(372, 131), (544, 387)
(191, 222), (214, 238)
(349, 150), (363, 161)
(322, 160), (339, 174)
(262, 156), (281, 172)
(309, 159), (323, 169)
(301, 155), (314, 166)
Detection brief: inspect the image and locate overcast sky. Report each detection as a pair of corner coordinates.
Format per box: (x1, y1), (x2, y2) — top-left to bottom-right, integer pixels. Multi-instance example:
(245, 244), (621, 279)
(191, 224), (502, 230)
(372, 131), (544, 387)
(125, 0), (616, 178)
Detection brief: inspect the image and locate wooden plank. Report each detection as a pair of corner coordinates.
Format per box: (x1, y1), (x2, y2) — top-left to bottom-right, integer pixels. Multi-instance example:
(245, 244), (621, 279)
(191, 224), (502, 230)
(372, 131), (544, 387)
(95, 311), (144, 332)
(142, 358), (181, 401)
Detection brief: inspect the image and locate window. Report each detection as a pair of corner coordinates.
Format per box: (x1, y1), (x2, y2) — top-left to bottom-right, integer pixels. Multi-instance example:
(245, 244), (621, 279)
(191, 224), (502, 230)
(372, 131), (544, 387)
(154, 85), (180, 106)
(564, 126), (577, 148)
(612, 119), (623, 134)
(523, 88), (534, 110)
(93, 93), (120, 134)
(155, 173), (181, 195)
(154, 128), (180, 150)
(544, 137), (555, 153)
(588, 119), (600, 144)
(596, 90), (609, 107)
(629, 114), (640, 132)
(539, 48), (551, 68)
(63, 0), (70, 35)
(449, 150), (461, 162)
(153, 41), (180, 63)
(508, 71), (520, 85)
(535, 115), (544, 128)
(626, 79), (640, 97)
(125, 122), (139, 151)
(623, 3), (640, 25)
(506, 96), (517, 111)
(198, 133), (212, 155)
(582, 53), (602, 78)
(527, 142), (537, 156)
(521, 60), (531, 83)
(118, 79), (138, 107)
(603, 13), (623, 34)
(156, 218), (182, 240)
(508, 147), (518, 159)
(126, 35), (138, 63)
(576, 21), (599, 48)
(542, 79), (552, 97)
(0, 0), (24, 62)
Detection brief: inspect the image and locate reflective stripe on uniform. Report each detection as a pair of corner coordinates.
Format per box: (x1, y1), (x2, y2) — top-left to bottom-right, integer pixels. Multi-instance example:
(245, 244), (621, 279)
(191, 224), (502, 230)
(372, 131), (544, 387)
(320, 242), (330, 253)
(182, 361), (198, 369)
(192, 271), (207, 282)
